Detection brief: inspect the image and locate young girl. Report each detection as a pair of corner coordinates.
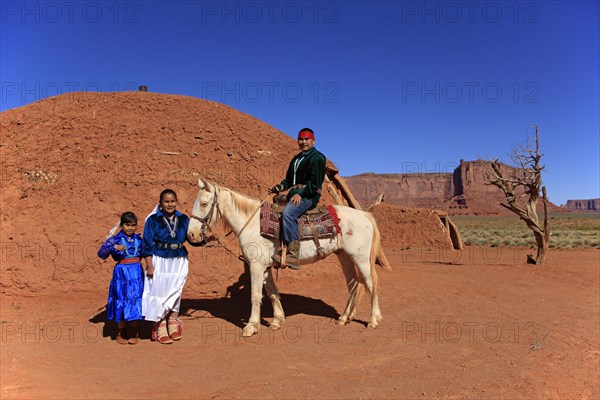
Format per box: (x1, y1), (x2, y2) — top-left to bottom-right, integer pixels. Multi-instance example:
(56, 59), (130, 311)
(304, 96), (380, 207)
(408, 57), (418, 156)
(141, 189), (190, 344)
(97, 211), (144, 345)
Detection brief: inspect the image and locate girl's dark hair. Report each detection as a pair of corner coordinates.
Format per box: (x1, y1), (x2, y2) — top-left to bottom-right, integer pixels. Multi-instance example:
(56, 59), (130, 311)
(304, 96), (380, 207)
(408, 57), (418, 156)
(160, 188), (177, 202)
(120, 211), (138, 225)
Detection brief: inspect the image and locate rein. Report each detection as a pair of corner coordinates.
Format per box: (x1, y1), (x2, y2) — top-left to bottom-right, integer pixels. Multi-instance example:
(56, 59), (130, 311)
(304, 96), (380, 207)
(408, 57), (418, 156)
(236, 195), (271, 238)
(190, 185), (268, 244)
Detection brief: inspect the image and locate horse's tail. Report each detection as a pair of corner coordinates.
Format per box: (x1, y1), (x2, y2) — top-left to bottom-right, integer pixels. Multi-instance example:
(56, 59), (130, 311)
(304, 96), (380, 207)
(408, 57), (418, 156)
(365, 212), (381, 305)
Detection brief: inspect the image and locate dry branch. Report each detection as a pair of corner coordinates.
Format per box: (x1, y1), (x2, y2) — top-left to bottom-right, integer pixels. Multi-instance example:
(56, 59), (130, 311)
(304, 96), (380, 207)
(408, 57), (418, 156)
(481, 125), (550, 264)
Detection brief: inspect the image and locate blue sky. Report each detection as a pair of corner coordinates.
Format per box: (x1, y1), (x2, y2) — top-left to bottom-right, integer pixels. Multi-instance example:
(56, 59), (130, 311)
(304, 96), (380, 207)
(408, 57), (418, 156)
(1, 0), (598, 205)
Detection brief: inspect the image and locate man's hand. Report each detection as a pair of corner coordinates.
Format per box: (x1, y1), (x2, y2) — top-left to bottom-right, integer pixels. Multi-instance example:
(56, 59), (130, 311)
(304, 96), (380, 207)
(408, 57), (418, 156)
(290, 193), (302, 206)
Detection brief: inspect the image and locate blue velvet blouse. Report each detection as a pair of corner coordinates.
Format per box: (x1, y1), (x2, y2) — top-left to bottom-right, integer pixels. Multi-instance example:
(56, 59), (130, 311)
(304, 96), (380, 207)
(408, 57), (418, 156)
(141, 209), (190, 258)
(98, 230), (142, 261)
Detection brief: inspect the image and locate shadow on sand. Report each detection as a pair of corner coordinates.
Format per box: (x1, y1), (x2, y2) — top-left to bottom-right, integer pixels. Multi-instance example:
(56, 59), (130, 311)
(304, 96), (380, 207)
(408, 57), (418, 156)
(89, 264), (346, 339)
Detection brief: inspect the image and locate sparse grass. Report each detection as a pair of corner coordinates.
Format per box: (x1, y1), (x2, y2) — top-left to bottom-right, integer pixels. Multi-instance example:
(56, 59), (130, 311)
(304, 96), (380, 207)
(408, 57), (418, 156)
(452, 213), (600, 249)
(24, 170), (58, 185)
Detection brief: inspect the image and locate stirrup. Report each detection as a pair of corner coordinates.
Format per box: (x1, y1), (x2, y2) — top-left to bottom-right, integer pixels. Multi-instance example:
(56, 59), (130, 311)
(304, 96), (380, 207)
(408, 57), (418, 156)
(168, 319), (183, 341)
(155, 321), (173, 344)
(272, 245), (288, 269)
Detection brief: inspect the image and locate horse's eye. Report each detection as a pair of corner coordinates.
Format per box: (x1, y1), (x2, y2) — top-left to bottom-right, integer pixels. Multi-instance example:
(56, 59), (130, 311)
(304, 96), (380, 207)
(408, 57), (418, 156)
(201, 202), (209, 207)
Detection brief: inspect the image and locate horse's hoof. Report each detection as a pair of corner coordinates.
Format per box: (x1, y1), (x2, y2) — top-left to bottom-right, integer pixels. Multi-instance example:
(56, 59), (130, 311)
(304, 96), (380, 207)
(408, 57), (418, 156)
(242, 323), (259, 337)
(269, 321), (282, 331)
(338, 317), (348, 325)
(367, 322), (379, 329)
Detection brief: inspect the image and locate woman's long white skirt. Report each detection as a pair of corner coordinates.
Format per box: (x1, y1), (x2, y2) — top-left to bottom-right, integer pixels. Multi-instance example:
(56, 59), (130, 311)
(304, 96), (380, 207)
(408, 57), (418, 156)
(142, 256), (188, 322)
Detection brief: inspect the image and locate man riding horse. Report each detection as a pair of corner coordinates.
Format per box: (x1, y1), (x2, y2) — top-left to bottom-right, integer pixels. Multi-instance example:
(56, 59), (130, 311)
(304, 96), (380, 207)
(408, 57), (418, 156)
(268, 128), (327, 270)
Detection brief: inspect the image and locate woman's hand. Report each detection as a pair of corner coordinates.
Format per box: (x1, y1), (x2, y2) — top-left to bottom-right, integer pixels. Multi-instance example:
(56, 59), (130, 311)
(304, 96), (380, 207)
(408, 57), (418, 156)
(114, 244), (126, 251)
(145, 256), (154, 277)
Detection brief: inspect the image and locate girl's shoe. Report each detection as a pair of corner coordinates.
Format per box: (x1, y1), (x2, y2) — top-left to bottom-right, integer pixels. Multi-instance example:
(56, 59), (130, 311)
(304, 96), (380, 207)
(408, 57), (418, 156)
(116, 328), (128, 345)
(167, 318), (183, 341)
(156, 321), (173, 344)
(126, 325), (139, 345)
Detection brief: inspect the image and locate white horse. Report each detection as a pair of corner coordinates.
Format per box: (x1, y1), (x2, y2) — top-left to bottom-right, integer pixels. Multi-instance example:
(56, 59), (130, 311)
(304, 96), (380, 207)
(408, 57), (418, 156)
(187, 179), (383, 337)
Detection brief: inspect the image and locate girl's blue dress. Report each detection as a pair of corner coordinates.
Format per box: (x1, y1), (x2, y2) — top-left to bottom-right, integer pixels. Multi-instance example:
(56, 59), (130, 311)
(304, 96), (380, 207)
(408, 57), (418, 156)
(97, 231), (144, 322)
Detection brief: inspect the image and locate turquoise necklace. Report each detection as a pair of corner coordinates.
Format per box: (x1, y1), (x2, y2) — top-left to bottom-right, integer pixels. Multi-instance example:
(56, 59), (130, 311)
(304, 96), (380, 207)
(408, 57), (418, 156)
(120, 236), (139, 258)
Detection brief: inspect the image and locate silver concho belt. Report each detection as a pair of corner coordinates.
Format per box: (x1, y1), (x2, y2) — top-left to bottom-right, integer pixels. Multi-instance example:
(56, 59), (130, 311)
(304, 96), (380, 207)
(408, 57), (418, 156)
(155, 242), (183, 250)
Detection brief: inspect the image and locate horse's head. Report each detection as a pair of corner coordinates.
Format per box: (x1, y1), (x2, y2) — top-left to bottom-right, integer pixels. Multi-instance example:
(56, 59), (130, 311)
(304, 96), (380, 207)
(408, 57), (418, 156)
(187, 178), (220, 243)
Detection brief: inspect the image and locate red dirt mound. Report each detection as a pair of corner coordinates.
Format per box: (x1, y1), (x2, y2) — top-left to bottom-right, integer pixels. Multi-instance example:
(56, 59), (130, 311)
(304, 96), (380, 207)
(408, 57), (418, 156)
(0, 92), (340, 296)
(369, 203), (454, 250)
(0, 91), (430, 296)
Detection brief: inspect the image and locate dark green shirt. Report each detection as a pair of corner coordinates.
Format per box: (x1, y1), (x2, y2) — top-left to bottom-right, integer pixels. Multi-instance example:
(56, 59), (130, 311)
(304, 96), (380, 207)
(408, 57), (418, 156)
(279, 147), (326, 208)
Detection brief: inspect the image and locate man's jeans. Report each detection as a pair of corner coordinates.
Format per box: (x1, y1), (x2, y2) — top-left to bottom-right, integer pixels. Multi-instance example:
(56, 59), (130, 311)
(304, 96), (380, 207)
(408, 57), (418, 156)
(282, 198), (312, 243)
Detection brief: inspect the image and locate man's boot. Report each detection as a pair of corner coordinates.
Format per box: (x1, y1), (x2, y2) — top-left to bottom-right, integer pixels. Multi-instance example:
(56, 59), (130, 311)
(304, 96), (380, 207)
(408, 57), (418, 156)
(285, 240), (301, 270)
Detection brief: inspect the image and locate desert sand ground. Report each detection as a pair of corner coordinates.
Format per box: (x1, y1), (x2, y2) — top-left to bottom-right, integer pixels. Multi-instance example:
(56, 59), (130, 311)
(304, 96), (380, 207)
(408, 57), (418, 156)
(1, 246), (598, 399)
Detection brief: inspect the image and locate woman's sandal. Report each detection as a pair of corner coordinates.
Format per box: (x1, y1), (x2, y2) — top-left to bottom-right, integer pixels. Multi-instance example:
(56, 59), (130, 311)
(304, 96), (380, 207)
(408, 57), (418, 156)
(154, 321), (173, 344)
(116, 328), (128, 345)
(126, 325), (139, 345)
(167, 318), (183, 341)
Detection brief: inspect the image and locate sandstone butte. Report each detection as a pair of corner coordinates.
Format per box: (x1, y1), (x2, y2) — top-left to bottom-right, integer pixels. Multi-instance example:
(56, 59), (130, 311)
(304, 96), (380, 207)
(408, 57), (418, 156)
(344, 163), (569, 216)
(0, 91), (455, 297)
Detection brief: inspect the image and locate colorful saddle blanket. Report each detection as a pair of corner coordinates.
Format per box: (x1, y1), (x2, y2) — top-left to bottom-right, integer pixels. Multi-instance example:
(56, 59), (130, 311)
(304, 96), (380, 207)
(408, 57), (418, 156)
(260, 202), (341, 241)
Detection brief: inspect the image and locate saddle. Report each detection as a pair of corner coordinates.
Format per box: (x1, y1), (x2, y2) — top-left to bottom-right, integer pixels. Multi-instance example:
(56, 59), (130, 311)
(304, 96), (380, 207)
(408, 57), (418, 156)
(260, 195), (340, 257)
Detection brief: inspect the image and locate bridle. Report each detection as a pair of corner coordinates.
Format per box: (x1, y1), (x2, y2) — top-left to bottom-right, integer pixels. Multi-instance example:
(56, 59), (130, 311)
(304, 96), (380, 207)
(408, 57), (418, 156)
(189, 184), (270, 261)
(190, 185), (220, 241)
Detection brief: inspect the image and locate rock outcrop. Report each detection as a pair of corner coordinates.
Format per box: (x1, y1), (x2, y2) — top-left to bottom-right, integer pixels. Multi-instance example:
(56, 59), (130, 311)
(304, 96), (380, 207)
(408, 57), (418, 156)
(345, 160), (561, 215)
(562, 199), (600, 212)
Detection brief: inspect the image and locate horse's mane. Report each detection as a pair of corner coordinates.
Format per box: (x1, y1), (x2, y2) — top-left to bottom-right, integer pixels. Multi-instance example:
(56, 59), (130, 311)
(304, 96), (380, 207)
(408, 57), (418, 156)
(221, 186), (261, 216)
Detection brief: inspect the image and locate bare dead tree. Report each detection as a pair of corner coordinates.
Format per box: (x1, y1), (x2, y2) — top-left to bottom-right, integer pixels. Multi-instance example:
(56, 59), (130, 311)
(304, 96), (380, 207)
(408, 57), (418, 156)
(483, 125), (550, 265)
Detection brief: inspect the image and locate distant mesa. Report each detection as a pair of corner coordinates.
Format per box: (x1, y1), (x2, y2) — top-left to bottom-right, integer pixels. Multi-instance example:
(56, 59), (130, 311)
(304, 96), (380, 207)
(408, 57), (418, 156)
(562, 199), (600, 212)
(343, 159), (572, 216)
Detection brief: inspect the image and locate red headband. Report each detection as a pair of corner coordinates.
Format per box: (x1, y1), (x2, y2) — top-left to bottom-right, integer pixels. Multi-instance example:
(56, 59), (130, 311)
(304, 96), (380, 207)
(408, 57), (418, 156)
(298, 130), (315, 140)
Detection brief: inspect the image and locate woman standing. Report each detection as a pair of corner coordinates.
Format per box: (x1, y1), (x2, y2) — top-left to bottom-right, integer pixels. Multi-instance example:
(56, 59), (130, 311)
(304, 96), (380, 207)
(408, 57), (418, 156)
(142, 189), (190, 344)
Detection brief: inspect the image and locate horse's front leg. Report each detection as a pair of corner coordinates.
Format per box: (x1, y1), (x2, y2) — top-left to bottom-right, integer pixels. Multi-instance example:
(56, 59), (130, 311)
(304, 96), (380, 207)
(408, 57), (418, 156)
(264, 267), (285, 331)
(242, 262), (266, 337)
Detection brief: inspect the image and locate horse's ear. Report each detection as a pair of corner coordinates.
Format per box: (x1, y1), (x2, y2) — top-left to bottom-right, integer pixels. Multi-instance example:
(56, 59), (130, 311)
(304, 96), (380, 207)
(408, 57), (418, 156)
(199, 178), (210, 191)
(200, 178), (210, 192)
